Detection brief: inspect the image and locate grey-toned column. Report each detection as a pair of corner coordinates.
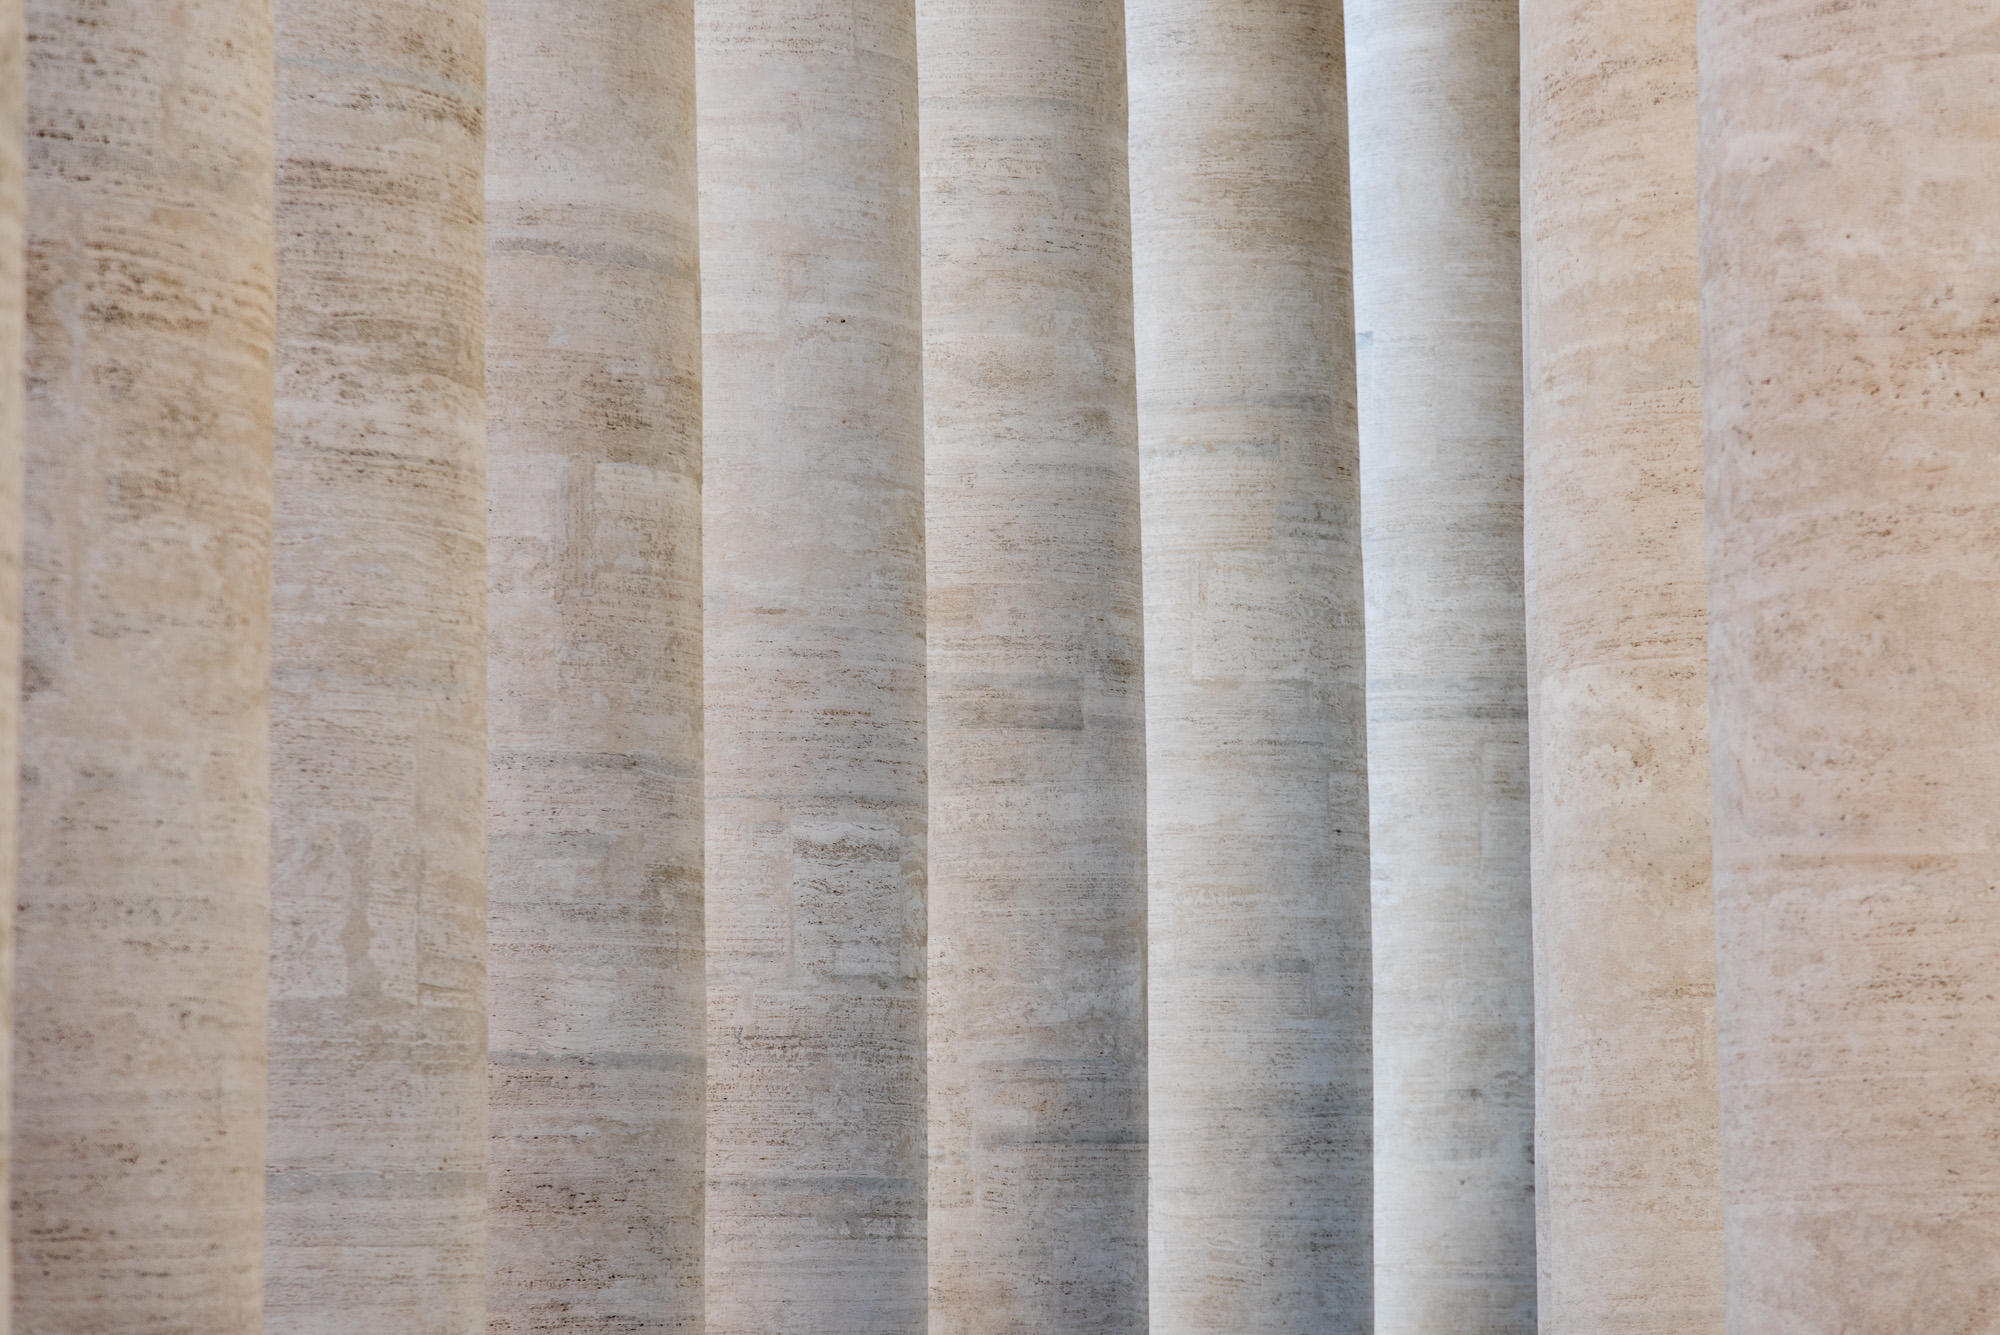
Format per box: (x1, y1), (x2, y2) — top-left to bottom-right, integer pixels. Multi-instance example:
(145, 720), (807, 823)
(920, 2), (1146, 1330)
(15, 0), (274, 1327)
(485, 1), (702, 1330)
(1128, 4), (1368, 1332)
(697, 2), (926, 1331)
(0, 8), (16, 1326)
(1521, 1), (1724, 1330)
(1703, 4), (2000, 1328)
(1348, 1), (1532, 1329)
(266, 2), (487, 1330)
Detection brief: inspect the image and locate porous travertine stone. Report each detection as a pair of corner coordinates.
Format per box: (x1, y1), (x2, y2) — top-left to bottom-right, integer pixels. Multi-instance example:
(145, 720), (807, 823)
(919, 1), (1147, 1329)
(485, 1), (703, 1330)
(1521, 0), (1724, 1329)
(1347, 1), (1533, 1329)
(1702, 4), (2000, 1328)
(1128, 3), (1369, 1331)
(697, 1), (926, 1330)
(0, 9), (18, 1325)
(266, 3), (487, 1330)
(15, 0), (274, 1327)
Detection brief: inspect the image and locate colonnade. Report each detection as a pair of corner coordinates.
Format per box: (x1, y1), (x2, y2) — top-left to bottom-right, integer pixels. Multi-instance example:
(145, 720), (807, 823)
(0, 0), (1996, 1332)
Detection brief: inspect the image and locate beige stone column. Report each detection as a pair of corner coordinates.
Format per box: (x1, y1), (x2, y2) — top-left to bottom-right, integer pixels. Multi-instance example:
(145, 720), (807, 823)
(920, 2), (1146, 1330)
(265, 2), (487, 1330)
(15, 0), (274, 1328)
(1348, 1), (1532, 1329)
(485, 1), (702, 1330)
(1521, 1), (1724, 1330)
(1128, 3), (1368, 1332)
(697, 1), (926, 1331)
(1702, 3), (2000, 1327)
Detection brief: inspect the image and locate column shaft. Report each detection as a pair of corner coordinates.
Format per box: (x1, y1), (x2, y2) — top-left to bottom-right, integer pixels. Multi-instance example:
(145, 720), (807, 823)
(266, 2), (488, 1329)
(1348, 1), (1533, 1329)
(697, 0), (928, 1330)
(1128, 3), (1369, 1331)
(485, 1), (703, 1330)
(0, 8), (17, 1324)
(1702, 3), (2000, 1327)
(920, 1), (1147, 1329)
(1521, 1), (1725, 1329)
(15, 0), (275, 1327)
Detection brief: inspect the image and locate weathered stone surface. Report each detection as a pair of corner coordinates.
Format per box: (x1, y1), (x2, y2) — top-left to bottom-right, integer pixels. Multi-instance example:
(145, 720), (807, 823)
(1701, 4), (2000, 1328)
(698, 0), (927, 1330)
(485, 1), (704, 1330)
(16, 0), (275, 1327)
(0, 9), (18, 1324)
(919, 1), (1147, 1329)
(266, 2), (487, 1329)
(1521, 1), (1725, 1329)
(1349, 1), (1534, 1329)
(1129, 2), (1369, 1331)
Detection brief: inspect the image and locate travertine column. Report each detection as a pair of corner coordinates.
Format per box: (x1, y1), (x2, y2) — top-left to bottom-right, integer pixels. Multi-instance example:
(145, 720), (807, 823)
(1521, 1), (1724, 1330)
(486, 1), (702, 1330)
(1128, 3), (1368, 1332)
(266, 2), (487, 1330)
(698, 1), (926, 1330)
(1348, 1), (1532, 1329)
(0, 8), (18, 1325)
(15, 0), (274, 1327)
(920, 2), (1147, 1330)
(1702, 4), (2000, 1327)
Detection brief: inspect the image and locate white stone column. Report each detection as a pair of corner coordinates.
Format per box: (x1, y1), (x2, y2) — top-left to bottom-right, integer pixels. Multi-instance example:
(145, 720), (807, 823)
(1702, 3), (2000, 1327)
(265, 2), (488, 1330)
(1521, 1), (1725, 1330)
(485, 1), (702, 1330)
(1128, 3), (1369, 1331)
(15, 0), (275, 1327)
(697, 0), (927, 1330)
(1347, 1), (1533, 1329)
(919, 2), (1147, 1330)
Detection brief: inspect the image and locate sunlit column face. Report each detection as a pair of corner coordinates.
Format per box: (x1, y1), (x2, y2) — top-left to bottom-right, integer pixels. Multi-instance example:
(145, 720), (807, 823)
(1702, 3), (2000, 1329)
(1521, 0), (1726, 1330)
(14, 0), (277, 1329)
(265, 2), (490, 1329)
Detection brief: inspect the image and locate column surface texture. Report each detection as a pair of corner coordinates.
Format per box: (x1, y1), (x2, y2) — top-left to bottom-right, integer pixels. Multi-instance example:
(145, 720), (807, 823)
(920, 1), (1147, 1330)
(266, 1), (488, 1330)
(486, 0), (703, 1329)
(1521, 0), (1724, 1330)
(15, 0), (275, 1327)
(1129, 2), (1369, 1332)
(0, 8), (18, 1324)
(1702, 3), (2000, 1328)
(1350, 0), (1533, 1329)
(698, 0), (927, 1330)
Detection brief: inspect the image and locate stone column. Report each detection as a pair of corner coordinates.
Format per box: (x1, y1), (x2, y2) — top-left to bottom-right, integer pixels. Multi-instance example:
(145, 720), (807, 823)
(1702, 4), (2000, 1327)
(265, 2), (487, 1330)
(485, 1), (702, 1330)
(1128, 3), (1368, 1332)
(15, 0), (275, 1328)
(0, 9), (17, 1326)
(919, 2), (1147, 1330)
(1521, 1), (1725, 1330)
(1347, 1), (1533, 1329)
(697, 1), (927, 1330)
